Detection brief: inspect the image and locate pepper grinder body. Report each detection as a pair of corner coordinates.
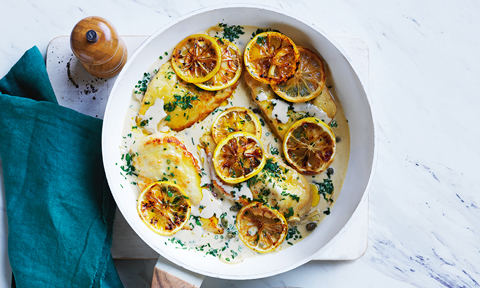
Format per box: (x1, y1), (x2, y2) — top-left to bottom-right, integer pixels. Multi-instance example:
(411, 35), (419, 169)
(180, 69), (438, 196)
(70, 16), (127, 78)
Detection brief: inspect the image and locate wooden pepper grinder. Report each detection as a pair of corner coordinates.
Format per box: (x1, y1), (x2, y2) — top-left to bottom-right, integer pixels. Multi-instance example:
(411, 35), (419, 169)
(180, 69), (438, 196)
(70, 16), (127, 78)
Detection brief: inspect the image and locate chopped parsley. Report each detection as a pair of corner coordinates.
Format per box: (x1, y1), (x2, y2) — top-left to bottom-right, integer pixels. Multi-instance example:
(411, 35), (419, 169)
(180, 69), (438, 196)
(263, 158), (283, 179)
(134, 72), (150, 95)
(270, 146), (279, 155)
(165, 71), (175, 79)
(201, 183), (214, 191)
(248, 158), (287, 189)
(120, 153), (137, 176)
(314, 178), (334, 201)
(254, 186), (271, 204)
(167, 237), (187, 249)
(283, 207), (294, 219)
(139, 119), (148, 126)
(251, 28), (281, 38)
(281, 191), (300, 202)
(190, 215), (202, 226)
(218, 23), (245, 42)
(296, 111), (316, 121)
(211, 107), (224, 115)
(330, 120), (338, 128)
(286, 226), (302, 244)
(256, 36), (266, 45)
(164, 93), (199, 112)
(165, 234), (239, 260)
(259, 118), (265, 126)
(233, 183), (243, 192)
(206, 248), (218, 257)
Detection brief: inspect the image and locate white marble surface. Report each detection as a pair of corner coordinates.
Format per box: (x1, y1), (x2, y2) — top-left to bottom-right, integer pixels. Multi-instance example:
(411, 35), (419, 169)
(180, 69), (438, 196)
(1, 0), (479, 287)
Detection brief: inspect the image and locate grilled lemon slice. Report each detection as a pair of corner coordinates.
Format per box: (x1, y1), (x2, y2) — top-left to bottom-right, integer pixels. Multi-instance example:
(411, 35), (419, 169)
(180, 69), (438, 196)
(213, 132), (266, 184)
(283, 117), (336, 174)
(137, 181), (191, 236)
(195, 38), (242, 91)
(211, 107), (262, 144)
(172, 34), (222, 83)
(271, 47), (326, 103)
(244, 32), (299, 85)
(236, 202), (288, 253)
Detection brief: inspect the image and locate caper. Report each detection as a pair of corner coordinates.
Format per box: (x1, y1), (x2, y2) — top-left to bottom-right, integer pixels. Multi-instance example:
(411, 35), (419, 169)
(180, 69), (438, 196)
(221, 217), (228, 228)
(226, 232), (235, 239)
(326, 167), (334, 178)
(336, 136), (341, 143)
(229, 202), (242, 212)
(306, 222), (317, 231)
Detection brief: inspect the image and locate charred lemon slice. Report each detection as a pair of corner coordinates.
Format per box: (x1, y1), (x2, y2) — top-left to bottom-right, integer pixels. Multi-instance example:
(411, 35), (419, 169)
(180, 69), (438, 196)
(283, 117), (336, 174)
(213, 132), (266, 184)
(236, 202), (288, 253)
(244, 32), (299, 85)
(137, 181), (191, 236)
(196, 38), (242, 91)
(211, 107), (262, 144)
(171, 34), (222, 83)
(271, 47), (326, 103)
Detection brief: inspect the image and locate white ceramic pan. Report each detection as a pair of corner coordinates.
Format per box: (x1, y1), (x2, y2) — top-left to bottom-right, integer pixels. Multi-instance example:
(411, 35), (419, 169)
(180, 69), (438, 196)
(102, 4), (375, 280)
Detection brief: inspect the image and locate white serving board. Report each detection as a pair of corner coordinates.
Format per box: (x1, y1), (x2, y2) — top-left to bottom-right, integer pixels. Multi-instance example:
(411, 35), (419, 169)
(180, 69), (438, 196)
(46, 35), (369, 261)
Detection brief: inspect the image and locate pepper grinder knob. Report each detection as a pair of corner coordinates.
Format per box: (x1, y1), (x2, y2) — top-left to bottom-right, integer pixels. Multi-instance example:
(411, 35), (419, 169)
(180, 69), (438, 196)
(86, 30), (98, 43)
(70, 16), (127, 78)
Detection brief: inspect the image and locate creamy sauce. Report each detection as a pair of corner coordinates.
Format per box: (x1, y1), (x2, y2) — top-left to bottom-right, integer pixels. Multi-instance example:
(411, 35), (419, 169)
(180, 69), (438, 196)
(271, 98), (331, 124)
(137, 98), (167, 134)
(119, 25), (350, 263)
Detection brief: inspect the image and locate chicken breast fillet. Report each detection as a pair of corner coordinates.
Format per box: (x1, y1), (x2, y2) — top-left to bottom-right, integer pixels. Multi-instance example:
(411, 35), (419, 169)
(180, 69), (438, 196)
(137, 61), (238, 132)
(244, 71), (337, 140)
(131, 134), (203, 205)
(247, 157), (312, 222)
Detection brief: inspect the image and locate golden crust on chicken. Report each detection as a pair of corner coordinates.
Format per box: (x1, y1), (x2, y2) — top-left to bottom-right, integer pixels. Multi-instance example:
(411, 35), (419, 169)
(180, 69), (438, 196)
(131, 134), (203, 205)
(137, 61), (237, 132)
(247, 157), (312, 222)
(244, 72), (337, 140)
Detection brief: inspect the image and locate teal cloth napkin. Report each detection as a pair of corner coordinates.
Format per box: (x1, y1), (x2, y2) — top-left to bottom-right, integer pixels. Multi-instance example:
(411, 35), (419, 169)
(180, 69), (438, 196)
(0, 47), (123, 288)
